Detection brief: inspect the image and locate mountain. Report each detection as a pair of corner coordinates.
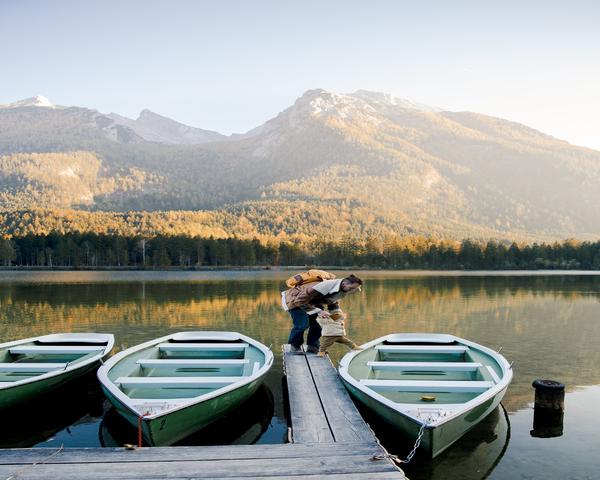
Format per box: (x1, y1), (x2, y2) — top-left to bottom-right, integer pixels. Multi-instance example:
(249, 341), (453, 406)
(107, 109), (226, 144)
(0, 90), (599, 241)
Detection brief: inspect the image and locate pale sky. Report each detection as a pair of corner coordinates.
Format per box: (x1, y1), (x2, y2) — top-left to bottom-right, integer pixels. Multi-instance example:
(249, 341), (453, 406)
(1, 0), (599, 149)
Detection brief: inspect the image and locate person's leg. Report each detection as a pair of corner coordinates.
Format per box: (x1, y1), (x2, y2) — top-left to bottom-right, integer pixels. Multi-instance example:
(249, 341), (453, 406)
(318, 336), (336, 356)
(306, 313), (322, 352)
(337, 336), (358, 350)
(287, 308), (309, 349)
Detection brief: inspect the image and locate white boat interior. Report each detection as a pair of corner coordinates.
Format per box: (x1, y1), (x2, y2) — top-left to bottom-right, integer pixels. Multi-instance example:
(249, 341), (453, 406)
(0, 333), (114, 388)
(102, 332), (271, 415)
(340, 334), (511, 424)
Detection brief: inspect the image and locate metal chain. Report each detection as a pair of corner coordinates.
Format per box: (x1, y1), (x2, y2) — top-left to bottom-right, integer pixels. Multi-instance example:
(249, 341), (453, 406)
(371, 422), (428, 467)
(398, 422), (427, 464)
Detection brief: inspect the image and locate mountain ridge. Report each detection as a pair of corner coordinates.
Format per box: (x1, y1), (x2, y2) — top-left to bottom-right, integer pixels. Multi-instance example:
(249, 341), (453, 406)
(0, 89), (598, 242)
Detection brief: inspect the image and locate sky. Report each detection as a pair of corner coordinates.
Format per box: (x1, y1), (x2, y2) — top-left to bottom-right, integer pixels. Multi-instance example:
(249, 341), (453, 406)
(1, 0), (599, 149)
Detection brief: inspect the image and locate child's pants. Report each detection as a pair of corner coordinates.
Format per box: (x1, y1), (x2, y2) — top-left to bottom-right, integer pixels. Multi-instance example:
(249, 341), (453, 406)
(319, 335), (357, 353)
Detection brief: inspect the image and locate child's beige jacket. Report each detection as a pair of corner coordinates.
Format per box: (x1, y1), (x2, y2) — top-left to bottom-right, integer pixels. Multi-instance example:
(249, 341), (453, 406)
(316, 316), (346, 336)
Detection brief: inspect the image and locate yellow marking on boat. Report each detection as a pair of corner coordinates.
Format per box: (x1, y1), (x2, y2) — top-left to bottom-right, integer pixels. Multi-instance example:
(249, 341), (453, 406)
(421, 395), (436, 402)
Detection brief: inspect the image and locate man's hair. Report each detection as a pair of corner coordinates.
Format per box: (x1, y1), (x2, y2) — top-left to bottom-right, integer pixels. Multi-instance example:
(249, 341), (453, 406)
(344, 274), (363, 285)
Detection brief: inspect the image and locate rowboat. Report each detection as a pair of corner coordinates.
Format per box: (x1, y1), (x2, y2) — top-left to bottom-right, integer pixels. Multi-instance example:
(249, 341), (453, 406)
(0, 333), (114, 409)
(338, 333), (512, 458)
(97, 331), (274, 446)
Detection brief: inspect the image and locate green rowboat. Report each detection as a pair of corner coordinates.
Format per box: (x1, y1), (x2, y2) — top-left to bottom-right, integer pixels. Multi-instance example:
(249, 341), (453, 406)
(0, 333), (114, 409)
(338, 333), (512, 458)
(97, 331), (273, 446)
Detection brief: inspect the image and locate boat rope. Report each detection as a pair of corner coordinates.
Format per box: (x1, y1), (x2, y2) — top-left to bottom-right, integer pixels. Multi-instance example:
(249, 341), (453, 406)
(137, 412), (150, 447)
(5, 444), (64, 480)
(371, 422), (428, 466)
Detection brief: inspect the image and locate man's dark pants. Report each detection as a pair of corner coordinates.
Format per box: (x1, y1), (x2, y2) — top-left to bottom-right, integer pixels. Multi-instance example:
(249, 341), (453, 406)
(287, 307), (321, 349)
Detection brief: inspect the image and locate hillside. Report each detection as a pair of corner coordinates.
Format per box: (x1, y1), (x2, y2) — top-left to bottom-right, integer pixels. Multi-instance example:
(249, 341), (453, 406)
(0, 90), (599, 241)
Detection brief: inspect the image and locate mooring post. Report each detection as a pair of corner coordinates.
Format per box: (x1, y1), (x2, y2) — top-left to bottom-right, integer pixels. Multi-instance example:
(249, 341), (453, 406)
(530, 379), (565, 438)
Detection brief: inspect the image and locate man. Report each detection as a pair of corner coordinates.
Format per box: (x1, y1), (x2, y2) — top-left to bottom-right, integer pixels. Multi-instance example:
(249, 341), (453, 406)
(282, 274), (363, 354)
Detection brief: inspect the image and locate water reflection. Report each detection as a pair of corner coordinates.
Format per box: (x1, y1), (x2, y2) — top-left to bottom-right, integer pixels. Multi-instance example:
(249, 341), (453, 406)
(0, 271), (599, 479)
(0, 372), (104, 448)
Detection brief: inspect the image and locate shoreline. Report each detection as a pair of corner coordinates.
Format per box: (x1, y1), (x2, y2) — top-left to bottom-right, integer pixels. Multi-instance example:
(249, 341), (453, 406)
(0, 266), (599, 275)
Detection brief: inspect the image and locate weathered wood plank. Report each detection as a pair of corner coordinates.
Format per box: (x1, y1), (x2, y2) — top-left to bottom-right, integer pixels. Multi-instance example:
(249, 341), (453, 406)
(0, 453), (401, 478)
(283, 345), (334, 443)
(0, 470), (404, 480)
(0, 443), (381, 464)
(305, 353), (375, 443)
(189, 474), (404, 480)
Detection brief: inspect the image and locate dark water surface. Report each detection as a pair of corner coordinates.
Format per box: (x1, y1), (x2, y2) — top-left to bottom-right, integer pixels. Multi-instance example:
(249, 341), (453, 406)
(0, 270), (599, 479)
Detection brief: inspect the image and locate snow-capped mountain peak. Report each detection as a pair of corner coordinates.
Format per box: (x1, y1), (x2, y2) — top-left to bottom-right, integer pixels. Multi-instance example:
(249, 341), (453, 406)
(350, 90), (441, 112)
(1, 95), (55, 108)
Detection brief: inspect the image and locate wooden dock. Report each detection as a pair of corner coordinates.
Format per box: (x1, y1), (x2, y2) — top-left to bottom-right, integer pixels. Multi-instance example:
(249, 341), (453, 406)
(0, 346), (405, 479)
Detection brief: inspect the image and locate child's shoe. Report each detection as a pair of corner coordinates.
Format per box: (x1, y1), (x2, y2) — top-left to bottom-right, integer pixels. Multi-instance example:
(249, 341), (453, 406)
(317, 351), (326, 357)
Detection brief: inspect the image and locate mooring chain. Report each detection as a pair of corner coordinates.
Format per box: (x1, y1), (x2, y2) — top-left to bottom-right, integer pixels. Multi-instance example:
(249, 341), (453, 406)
(371, 422), (427, 466)
(399, 422), (427, 464)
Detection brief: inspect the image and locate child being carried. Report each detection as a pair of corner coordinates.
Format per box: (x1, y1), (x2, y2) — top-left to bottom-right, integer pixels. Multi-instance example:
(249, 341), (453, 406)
(316, 310), (362, 357)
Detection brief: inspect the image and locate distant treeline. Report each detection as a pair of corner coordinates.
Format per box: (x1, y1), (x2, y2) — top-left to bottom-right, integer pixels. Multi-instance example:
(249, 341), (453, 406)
(0, 233), (599, 270)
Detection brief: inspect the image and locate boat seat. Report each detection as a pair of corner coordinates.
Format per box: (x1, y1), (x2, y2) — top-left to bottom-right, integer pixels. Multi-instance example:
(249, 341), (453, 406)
(360, 379), (494, 392)
(367, 361), (481, 372)
(115, 376), (240, 389)
(9, 346), (104, 355)
(0, 362), (68, 372)
(375, 345), (468, 354)
(157, 343), (249, 353)
(137, 359), (249, 369)
(486, 366), (501, 383)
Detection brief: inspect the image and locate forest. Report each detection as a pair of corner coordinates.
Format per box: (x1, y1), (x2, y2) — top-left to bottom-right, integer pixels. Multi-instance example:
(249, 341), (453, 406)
(0, 233), (598, 270)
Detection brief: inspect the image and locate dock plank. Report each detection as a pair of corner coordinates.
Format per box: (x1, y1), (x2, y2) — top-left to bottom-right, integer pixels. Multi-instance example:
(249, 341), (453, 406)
(283, 345), (334, 443)
(0, 443), (381, 464)
(0, 452), (401, 479)
(305, 353), (375, 443)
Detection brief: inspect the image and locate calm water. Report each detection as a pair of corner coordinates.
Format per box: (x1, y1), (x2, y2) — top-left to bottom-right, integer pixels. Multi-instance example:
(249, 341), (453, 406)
(0, 270), (599, 479)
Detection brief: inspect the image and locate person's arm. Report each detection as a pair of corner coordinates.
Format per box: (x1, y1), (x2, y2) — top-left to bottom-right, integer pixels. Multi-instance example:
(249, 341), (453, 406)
(296, 286), (328, 314)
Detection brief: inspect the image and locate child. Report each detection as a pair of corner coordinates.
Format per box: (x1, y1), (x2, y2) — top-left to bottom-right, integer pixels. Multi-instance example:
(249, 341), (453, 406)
(315, 310), (362, 356)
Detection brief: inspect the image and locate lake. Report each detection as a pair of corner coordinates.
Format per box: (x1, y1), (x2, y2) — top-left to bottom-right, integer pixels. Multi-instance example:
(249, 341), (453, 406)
(0, 270), (599, 479)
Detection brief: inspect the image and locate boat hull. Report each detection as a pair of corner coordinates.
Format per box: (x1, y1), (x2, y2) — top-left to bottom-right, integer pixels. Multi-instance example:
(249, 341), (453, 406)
(102, 377), (264, 446)
(0, 361), (99, 409)
(342, 377), (507, 458)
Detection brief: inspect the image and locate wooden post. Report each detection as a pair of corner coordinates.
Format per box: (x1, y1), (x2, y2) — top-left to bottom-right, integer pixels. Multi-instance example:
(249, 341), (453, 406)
(530, 379), (564, 438)
(532, 379), (565, 411)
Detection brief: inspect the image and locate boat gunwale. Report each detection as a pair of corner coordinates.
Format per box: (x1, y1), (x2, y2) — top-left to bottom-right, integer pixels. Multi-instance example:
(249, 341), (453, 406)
(0, 333), (115, 390)
(97, 331), (274, 421)
(338, 333), (513, 427)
